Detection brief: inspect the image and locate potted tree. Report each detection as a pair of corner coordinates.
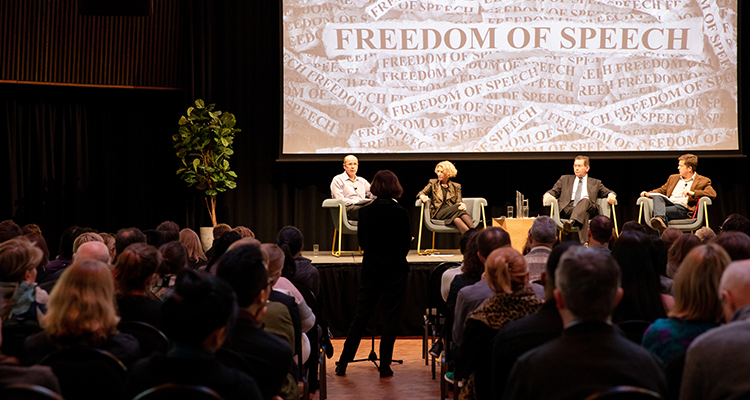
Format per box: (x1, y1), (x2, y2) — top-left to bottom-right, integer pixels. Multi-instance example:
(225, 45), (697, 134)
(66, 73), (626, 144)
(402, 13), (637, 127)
(173, 99), (241, 237)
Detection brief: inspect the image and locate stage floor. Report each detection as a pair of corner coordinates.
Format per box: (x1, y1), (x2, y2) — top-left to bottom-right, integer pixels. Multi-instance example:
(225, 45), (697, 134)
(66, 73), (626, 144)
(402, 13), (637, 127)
(304, 250), (463, 265)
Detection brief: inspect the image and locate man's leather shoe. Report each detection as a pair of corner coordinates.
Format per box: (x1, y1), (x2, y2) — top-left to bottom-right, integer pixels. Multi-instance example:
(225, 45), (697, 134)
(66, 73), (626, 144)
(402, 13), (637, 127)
(562, 221), (572, 234)
(335, 362), (347, 376)
(651, 217), (667, 231)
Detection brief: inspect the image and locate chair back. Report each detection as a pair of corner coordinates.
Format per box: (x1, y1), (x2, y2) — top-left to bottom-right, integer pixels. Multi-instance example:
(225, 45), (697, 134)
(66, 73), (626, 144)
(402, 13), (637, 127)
(132, 383), (224, 400)
(215, 347), (255, 377)
(637, 197), (712, 232)
(322, 199), (357, 234)
(429, 262), (460, 317)
(0, 384), (64, 400)
(1, 323), (42, 358)
(40, 347), (127, 400)
(583, 386), (663, 399)
(664, 352), (686, 400)
(117, 321), (170, 358)
(616, 320), (652, 344)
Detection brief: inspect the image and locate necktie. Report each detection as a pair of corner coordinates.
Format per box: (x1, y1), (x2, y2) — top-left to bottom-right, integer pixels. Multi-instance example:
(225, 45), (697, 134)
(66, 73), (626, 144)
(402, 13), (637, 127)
(574, 177), (583, 206)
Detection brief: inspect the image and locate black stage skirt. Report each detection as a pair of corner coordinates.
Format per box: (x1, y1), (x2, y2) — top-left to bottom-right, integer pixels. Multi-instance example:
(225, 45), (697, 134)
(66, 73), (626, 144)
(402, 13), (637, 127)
(434, 203), (469, 222)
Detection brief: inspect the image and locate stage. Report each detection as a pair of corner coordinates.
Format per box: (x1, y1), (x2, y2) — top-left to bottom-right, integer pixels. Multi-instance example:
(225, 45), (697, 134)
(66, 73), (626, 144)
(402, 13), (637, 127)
(304, 250), (462, 337)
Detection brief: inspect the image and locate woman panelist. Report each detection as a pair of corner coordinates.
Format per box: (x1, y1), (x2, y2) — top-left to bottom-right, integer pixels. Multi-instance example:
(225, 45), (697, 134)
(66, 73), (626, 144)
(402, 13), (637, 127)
(418, 160), (474, 234)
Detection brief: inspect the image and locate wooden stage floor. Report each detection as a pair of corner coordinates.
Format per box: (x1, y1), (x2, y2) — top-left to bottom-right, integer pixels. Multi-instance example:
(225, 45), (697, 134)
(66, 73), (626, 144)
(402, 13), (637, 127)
(304, 250), (463, 265)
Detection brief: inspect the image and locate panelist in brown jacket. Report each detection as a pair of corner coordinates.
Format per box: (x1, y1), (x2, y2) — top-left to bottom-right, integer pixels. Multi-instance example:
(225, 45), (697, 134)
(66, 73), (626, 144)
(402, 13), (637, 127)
(417, 161), (474, 234)
(640, 153), (716, 231)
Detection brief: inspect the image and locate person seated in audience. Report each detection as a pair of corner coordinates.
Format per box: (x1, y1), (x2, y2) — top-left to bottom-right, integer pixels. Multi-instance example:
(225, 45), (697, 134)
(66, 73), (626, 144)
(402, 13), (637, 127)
(151, 241), (188, 300)
(99, 232), (117, 263)
(0, 238), (48, 326)
(72, 231), (103, 253)
(611, 231), (670, 323)
(441, 230), (477, 302)
(217, 244), (294, 400)
(525, 216), (557, 281)
(720, 213), (750, 237)
(24, 231), (49, 270)
(38, 233), (109, 291)
(74, 241), (111, 265)
(233, 225), (256, 238)
(418, 160), (474, 234)
(456, 247), (544, 400)
(126, 269), (262, 400)
(661, 227), (683, 249)
(491, 241), (579, 398)
(114, 227), (146, 261)
(695, 226), (716, 242)
(712, 231), (750, 261)
(680, 259), (750, 400)
(155, 221), (180, 243)
(263, 243), (315, 333)
(179, 228), (208, 270)
(503, 247), (668, 400)
(642, 243), (730, 364)
(38, 225), (81, 282)
(143, 229), (165, 248)
(276, 226), (320, 298)
(666, 233), (701, 278)
(206, 230), (241, 274)
(647, 236), (673, 296)
(113, 243), (163, 327)
(204, 223), (232, 261)
(0, 220), (23, 243)
(620, 220), (647, 234)
(0, 297), (61, 393)
(588, 215), (614, 255)
(23, 260), (140, 366)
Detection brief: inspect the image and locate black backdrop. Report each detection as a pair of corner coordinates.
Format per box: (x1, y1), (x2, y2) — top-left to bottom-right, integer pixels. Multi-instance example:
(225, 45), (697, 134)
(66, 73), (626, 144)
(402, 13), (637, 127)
(1, 0), (749, 256)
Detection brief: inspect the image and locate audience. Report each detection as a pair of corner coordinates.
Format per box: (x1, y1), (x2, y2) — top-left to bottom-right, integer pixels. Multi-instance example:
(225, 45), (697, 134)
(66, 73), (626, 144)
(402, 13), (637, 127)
(0, 238), (49, 325)
(641, 244), (730, 364)
(233, 225), (255, 238)
(125, 269), (262, 400)
(0, 220), (23, 243)
(21, 223), (42, 236)
(524, 216), (556, 282)
(660, 227), (683, 250)
(155, 221), (180, 243)
(621, 220), (646, 234)
(113, 243), (163, 327)
(456, 247), (543, 400)
(72, 232), (103, 254)
(441, 230), (477, 302)
(206, 230), (241, 274)
(151, 241), (188, 300)
(680, 259), (750, 400)
(99, 232), (117, 263)
(503, 247), (668, 399)
(276, 226), (320, 298)
(666, 233), (702, 278)
(143, 229), (165, 248)
(23, 260), (140, 366)
(40, 226), (82, 281)
(179, 227), (208, 270)
(695, 226), (716, 242)
(205, 223), (232, 260)
(114, 227), (147, 261)
(720, 213), (750, 237)
(647, 236), (673, 296)
(712, 231), (750, 261)
(263, 243), (315, 333)
(588, 215), (614, 255)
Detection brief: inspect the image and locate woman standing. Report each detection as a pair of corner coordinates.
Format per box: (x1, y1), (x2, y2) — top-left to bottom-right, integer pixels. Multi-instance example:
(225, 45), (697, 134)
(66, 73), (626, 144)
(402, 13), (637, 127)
(336, 170), (411, 378)
(418, 160), (474, 233)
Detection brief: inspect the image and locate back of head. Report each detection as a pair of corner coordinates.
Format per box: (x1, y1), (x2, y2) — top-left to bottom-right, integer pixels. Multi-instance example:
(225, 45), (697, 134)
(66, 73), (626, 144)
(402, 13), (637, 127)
(529, 216), (557, 245)
(276, 226), (303, 279)
(45, 260), (118, 345)
(713, 231), (750, 261)
(144, 229), (166, 248)
(695, 227), (716, 243)
(162, 269), (237, 347)
(156, 221), (180, 243)
(545, 241), (582, 289)
(261, 243), (285, 286)
(99, 233), (116, 261)
(113, 242), (163, 293)
(0, 237), (43, 282)
(556, 247), (621, 321)
(159, 241), (188, 275)
(22, 223), (42, 236)
(667, 233), (702, 278)
(671, 243), (730, 323)
(115, 227), (147, 257)
(485, 247), (528, 294)
(232, 226), (256, 239)
(370, 169), (403, 198)
(75, 241), (112, 264)
(24, 232), (50, 267)
(476, 227), (511, 259)
(721, 214), (750, 238)
(611, 231), (666, 322)
(213, 223), (232, 240)
(647, 236), (668, 277)
(661, 227), (683, 249)
(72, 232), (104, 254)
(0, 220), (23, 243)
(58, 226), (83, 259)
(621, 221), (646, 234)
(460, 231), (484, 279)
(460, 229), (479, 255)
(720, 260), (750, 316)
(589, 215), (613, 244)
(207, 231), (241, 271)
(179, 228), (206, 262)
(216, 245), (269, 308)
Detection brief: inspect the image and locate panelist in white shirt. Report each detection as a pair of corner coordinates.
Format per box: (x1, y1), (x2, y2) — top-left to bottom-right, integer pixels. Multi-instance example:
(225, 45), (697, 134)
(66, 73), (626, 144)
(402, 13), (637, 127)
(330, 155), (373, 220)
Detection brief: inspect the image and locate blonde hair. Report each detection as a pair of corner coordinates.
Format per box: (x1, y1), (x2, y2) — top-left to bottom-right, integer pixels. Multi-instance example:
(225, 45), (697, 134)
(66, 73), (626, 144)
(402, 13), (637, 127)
(72, 232), (103, 254)
(99, 233), (117, 262)
(435, 161), (457, 178)
(261, 243), (285, 286)
(485, 247), (529, 294)
(43, 260), (119, 347)
(179, 228), (207, 263)
(0, 238), (44, 319)
(670, 243), (730, 322)
(233, 226), (255, 239)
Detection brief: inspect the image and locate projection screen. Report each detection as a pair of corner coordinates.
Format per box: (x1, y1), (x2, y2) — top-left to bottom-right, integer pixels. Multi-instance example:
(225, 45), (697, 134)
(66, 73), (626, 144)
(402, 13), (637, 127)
(282, 0), (738, 155)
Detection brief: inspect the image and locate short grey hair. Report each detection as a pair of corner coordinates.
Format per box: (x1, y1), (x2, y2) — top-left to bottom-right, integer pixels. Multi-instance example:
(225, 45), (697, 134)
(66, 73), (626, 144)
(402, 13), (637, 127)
(556, 247), (621, 321)
(530, 216), (557, 244)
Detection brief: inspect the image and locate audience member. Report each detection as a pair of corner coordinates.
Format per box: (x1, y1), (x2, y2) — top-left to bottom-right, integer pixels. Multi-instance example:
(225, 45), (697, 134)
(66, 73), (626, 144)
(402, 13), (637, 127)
(72, 231), (103, 254)
(588, 215), (614, 255)
(0, 220), (23, 243)
(151, 241), (188, 300)
(446, 232), (484, 329)
(74, 241), (111, 264)
(621, 220), (646, 234)
(155, 221), (180, 243)
(642, 244), (730, 364)
(647, 236), (673, 296)
(611, 231), (669, 323)
(503, 247), (668, 399)
(143, 229), (165, 248)
(23, 260), (140, 366)
(179, 228), (208, 270)
(114, 227), (147, 260)
(113, 243), (163, 327)
(720, 213), (750, 237)
(99, 232), (117, 263)
(0, 238), (48, 325)
(276, 226), (320, 298)
(41, 225), (81, 280)
(25, 231), (50, 269)
(263, 243), (315, 333)
(695, 226), (716, 242)
(206, 231), (241, 274)
(680, 259), (750, 400)
(661, 227), (683, 249)
(217, 244), (294, 400)
(233, 225), (255, 238)
(441, 230), (477, 302)
(21, 223), (42, 236)
(126, 269), (262, 400)
(205, 223), (232, 260)
(666, 233), (701, 278)
(712, 231), (750, 261)
(456, 247), (543, 400)
(491, 241), (579, 398)
(525, 216), (556, 281)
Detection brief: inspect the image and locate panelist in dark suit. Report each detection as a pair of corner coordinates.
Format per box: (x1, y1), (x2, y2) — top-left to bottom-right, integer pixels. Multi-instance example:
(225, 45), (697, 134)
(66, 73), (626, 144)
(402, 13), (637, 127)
(640, 153), (716, 232)
(336, 170), (411, 379)
(543, 155), (616, 243)
(503, 247), (668, 400)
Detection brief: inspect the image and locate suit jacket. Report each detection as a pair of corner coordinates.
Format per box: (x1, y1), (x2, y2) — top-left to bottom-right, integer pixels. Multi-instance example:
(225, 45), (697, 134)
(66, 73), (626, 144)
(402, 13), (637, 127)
(358, 197), (411, 283)
(503, 320), (668, 400)
(546, 175), (614, 208)
(649, 173), (716, 214)
(417, 179), (462, 219)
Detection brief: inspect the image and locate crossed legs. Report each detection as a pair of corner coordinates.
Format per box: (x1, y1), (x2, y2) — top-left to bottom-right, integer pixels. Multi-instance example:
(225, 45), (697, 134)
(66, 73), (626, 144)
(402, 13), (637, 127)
(453, 214), (474, 234)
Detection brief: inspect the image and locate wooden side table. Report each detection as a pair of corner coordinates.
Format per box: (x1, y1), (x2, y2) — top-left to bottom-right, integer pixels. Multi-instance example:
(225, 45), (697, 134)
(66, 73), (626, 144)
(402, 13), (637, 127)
(492, 217), (536, 254)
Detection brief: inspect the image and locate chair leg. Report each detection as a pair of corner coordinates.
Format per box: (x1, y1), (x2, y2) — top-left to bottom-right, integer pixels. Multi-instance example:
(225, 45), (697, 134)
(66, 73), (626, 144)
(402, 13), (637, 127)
(423, 316), (429, 365)
(331, 229), (337, 257)
(319, 343), (327, 400)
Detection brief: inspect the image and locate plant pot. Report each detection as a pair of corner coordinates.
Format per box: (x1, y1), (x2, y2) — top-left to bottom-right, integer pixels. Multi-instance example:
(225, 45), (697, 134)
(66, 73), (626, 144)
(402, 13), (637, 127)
(199, 227), (214, 252)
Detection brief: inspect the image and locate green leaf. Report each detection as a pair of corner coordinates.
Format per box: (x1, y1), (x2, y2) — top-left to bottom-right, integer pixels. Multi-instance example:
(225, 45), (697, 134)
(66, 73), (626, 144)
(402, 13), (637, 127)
(192, 158), (200, 172)
(178, 116), (189, 125)
(195, 99), (205, 108)
(227, 171), (237, 178)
